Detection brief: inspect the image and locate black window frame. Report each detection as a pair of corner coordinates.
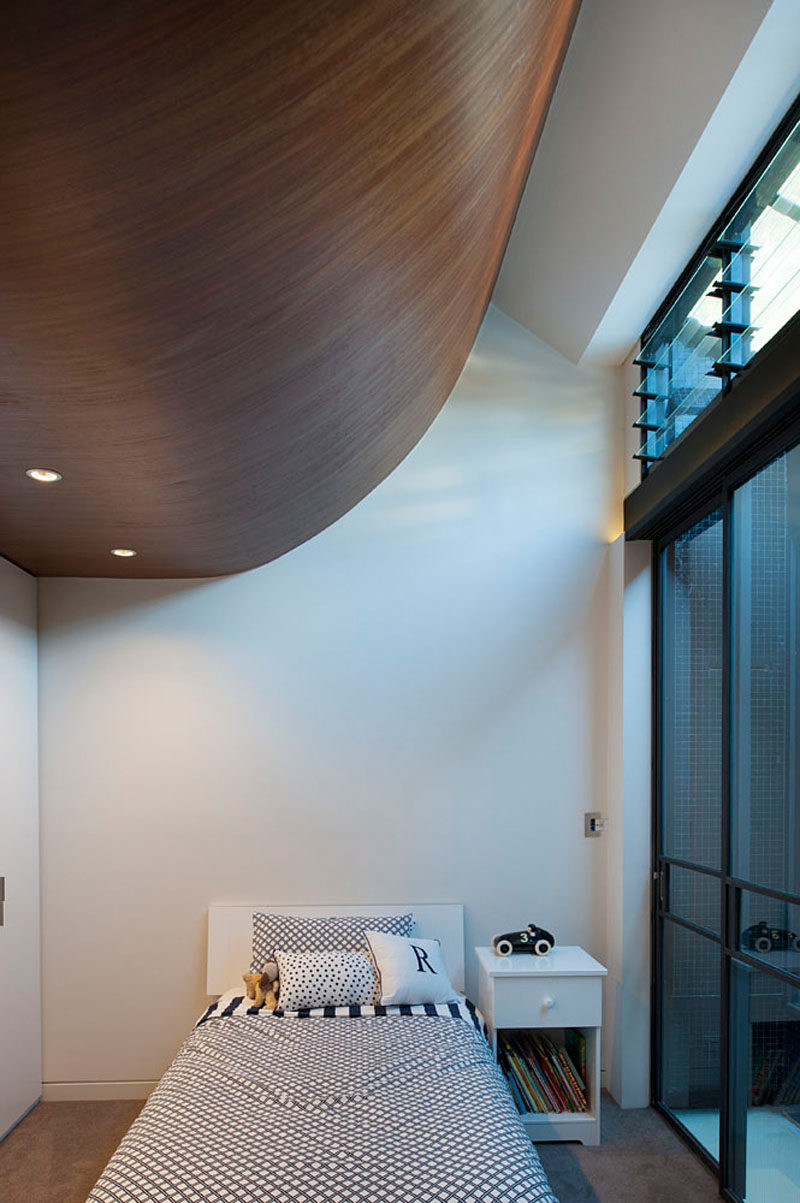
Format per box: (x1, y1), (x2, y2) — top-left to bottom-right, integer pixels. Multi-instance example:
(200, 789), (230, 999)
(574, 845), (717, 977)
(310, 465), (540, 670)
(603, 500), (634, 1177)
(635, 91), (800, 479)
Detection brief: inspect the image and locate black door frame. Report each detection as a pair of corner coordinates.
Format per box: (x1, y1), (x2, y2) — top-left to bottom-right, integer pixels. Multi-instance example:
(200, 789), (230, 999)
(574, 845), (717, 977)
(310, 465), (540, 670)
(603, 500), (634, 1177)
(651, 418), (800, 1202)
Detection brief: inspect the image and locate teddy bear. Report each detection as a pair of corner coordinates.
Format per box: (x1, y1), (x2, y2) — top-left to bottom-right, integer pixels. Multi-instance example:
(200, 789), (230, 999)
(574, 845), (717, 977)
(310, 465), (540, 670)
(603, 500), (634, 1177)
(242, 960), (279, 1009)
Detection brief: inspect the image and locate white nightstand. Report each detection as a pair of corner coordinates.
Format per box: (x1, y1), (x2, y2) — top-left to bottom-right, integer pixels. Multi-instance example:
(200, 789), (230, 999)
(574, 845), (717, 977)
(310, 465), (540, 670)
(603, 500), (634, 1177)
(476, 944), (607, 1146)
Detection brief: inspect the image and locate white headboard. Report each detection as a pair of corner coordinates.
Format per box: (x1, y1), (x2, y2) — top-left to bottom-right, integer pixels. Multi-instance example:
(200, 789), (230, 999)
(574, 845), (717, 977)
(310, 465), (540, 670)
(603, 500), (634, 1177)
(207, 903), (464, 996)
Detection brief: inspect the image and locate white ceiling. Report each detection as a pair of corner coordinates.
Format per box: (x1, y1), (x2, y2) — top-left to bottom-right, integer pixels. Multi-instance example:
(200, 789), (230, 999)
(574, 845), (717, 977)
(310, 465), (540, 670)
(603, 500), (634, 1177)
(492, 0), (800, 367)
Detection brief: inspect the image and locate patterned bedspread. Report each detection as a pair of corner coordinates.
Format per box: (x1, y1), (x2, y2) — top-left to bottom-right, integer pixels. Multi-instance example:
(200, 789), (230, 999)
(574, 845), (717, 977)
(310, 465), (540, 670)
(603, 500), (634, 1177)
(88, 995), (558, 1203)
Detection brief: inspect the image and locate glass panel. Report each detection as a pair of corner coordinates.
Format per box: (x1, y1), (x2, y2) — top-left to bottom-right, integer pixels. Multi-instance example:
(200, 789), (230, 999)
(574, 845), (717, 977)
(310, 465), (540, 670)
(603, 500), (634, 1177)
(661, 920), (721, 1159)
(739, 889), (800, 982)
(662, 512), (724, 869)
(667, 865), (721, 936)
(729, 960), (800, 1203)
(732, 445), (800, 895)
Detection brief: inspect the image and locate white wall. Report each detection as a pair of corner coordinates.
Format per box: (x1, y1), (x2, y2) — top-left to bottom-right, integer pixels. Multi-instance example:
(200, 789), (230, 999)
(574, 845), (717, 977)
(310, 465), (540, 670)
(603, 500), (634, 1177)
(604, 536), (652, 1109)
(38, 305), (624, 1097)
(0, 556), (41, 1135)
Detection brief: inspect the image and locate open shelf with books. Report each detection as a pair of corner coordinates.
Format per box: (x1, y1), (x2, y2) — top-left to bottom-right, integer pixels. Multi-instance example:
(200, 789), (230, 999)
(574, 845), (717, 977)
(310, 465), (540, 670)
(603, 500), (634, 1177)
(497, 1025), (600, 1143)
(499, 1028), (589, 1115)
(476, 945), (607, 1145)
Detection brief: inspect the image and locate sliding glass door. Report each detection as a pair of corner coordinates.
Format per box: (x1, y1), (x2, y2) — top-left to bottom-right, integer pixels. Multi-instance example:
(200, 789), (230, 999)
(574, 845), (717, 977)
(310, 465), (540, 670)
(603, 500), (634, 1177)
(655, 443), (800, 1203)
(729, 448), (800, 1203)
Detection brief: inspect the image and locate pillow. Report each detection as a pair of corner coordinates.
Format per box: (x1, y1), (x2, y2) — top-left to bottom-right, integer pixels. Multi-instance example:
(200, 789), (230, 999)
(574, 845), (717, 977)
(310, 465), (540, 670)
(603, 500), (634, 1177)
(364, 930), (457, 1006)
(250, 912), (414, 972)
(275, 949), (379, 1010)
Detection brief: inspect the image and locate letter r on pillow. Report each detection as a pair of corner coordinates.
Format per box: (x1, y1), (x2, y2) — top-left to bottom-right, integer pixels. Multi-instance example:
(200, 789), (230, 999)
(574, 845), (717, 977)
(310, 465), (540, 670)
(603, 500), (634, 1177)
(411, 944), (437, 974)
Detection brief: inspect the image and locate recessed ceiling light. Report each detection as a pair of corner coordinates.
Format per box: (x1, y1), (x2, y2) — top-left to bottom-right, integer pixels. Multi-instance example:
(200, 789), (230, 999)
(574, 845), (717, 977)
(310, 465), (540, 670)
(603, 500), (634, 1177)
(111, 548), (137, 558)
(26, 468), (62, 482)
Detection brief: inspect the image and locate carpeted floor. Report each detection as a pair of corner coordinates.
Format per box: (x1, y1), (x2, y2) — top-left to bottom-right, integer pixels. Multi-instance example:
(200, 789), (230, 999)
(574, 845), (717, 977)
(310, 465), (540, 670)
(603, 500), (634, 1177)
(537, 1094), (720, 1202)
(1, 1092), (719, 1203)
(0, 1099), (143, 1203)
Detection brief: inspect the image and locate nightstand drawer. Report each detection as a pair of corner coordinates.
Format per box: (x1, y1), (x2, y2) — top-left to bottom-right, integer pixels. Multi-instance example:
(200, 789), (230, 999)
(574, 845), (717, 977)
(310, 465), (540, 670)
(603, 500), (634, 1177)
(492, 973), (601, 1029)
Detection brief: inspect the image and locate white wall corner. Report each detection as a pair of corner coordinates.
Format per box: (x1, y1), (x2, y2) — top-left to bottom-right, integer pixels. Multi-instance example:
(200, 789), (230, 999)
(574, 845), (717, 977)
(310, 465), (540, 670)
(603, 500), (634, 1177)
(604, 536), (652, 1109)
(0, 557), (41, 1139)
(493, 0), (777, 366)
(582, 0), (800, 366)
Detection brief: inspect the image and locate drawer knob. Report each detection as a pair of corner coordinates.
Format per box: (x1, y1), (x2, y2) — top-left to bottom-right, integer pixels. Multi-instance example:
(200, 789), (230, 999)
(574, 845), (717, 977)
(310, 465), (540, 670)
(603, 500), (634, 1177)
(542, 996), (555, 1010)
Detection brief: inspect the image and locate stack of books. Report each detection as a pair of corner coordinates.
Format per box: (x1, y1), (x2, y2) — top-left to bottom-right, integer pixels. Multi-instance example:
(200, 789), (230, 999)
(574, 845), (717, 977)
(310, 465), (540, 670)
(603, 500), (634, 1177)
(776, 1052), (800, 1106)
(499, 1029), (587, 1114)
(752, 1048), (800, 1106)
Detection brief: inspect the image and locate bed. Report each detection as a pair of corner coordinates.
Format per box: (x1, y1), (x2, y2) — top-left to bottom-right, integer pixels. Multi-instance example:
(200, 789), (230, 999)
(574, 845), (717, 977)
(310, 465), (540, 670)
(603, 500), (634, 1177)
(88, 904), (558, 1203)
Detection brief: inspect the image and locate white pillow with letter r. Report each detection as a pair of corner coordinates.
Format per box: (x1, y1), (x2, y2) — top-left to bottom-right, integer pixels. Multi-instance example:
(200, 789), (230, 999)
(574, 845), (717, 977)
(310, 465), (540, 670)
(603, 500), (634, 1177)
(364, 929), (457, 1005)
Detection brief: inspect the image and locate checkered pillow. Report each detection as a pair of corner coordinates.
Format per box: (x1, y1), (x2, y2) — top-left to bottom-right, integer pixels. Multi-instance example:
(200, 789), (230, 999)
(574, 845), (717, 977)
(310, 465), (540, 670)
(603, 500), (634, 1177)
(275, 949), (379, 1010)
(250, 912), (414, 972)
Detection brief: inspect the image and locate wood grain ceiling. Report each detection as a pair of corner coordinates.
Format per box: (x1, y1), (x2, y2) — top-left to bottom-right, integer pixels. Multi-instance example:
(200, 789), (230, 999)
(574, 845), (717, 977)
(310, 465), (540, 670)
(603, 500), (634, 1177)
(0, 0), (579, 578)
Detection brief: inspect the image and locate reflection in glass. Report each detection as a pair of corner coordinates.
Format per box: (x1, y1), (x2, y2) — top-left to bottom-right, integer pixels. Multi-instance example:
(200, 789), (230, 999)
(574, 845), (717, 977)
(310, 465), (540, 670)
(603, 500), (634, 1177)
(662, 921), (720, 1159)
(739, 890), (800, 982)
(662, 512), (723, 869)
(728, 961), (800, 1203)
(733, 446), (800, 896)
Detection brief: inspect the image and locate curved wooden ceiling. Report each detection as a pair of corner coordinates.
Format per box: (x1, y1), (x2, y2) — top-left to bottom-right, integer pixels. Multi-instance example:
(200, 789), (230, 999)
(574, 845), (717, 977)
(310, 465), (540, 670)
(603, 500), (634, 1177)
(0, 0), (578, 577)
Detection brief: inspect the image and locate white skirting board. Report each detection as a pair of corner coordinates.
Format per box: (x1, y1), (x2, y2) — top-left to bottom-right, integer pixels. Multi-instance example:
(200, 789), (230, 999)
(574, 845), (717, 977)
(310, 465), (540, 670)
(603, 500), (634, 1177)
(43, 1081), (157, 1102)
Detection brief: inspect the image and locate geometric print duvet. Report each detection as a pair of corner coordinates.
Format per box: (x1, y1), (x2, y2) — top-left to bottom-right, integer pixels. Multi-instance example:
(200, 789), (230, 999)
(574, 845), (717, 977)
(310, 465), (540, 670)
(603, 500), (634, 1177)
(88, 995), (558, 1203)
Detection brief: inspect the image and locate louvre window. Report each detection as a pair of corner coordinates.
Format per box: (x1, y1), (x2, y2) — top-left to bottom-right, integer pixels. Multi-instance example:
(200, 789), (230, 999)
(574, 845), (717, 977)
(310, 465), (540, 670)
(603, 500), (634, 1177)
(635, 100), (800, 475)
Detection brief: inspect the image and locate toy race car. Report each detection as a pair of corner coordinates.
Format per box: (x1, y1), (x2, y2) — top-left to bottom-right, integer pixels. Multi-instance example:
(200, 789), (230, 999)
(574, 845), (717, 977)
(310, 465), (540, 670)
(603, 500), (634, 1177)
(741, 920), (800, 954)
(491, 923), (555, 957)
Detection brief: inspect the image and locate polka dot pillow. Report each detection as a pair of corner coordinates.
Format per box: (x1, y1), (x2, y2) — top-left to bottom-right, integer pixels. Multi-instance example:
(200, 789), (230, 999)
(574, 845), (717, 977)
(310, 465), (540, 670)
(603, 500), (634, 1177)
(274, 949), (379, 1010)
(250, 912), (413, 972)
